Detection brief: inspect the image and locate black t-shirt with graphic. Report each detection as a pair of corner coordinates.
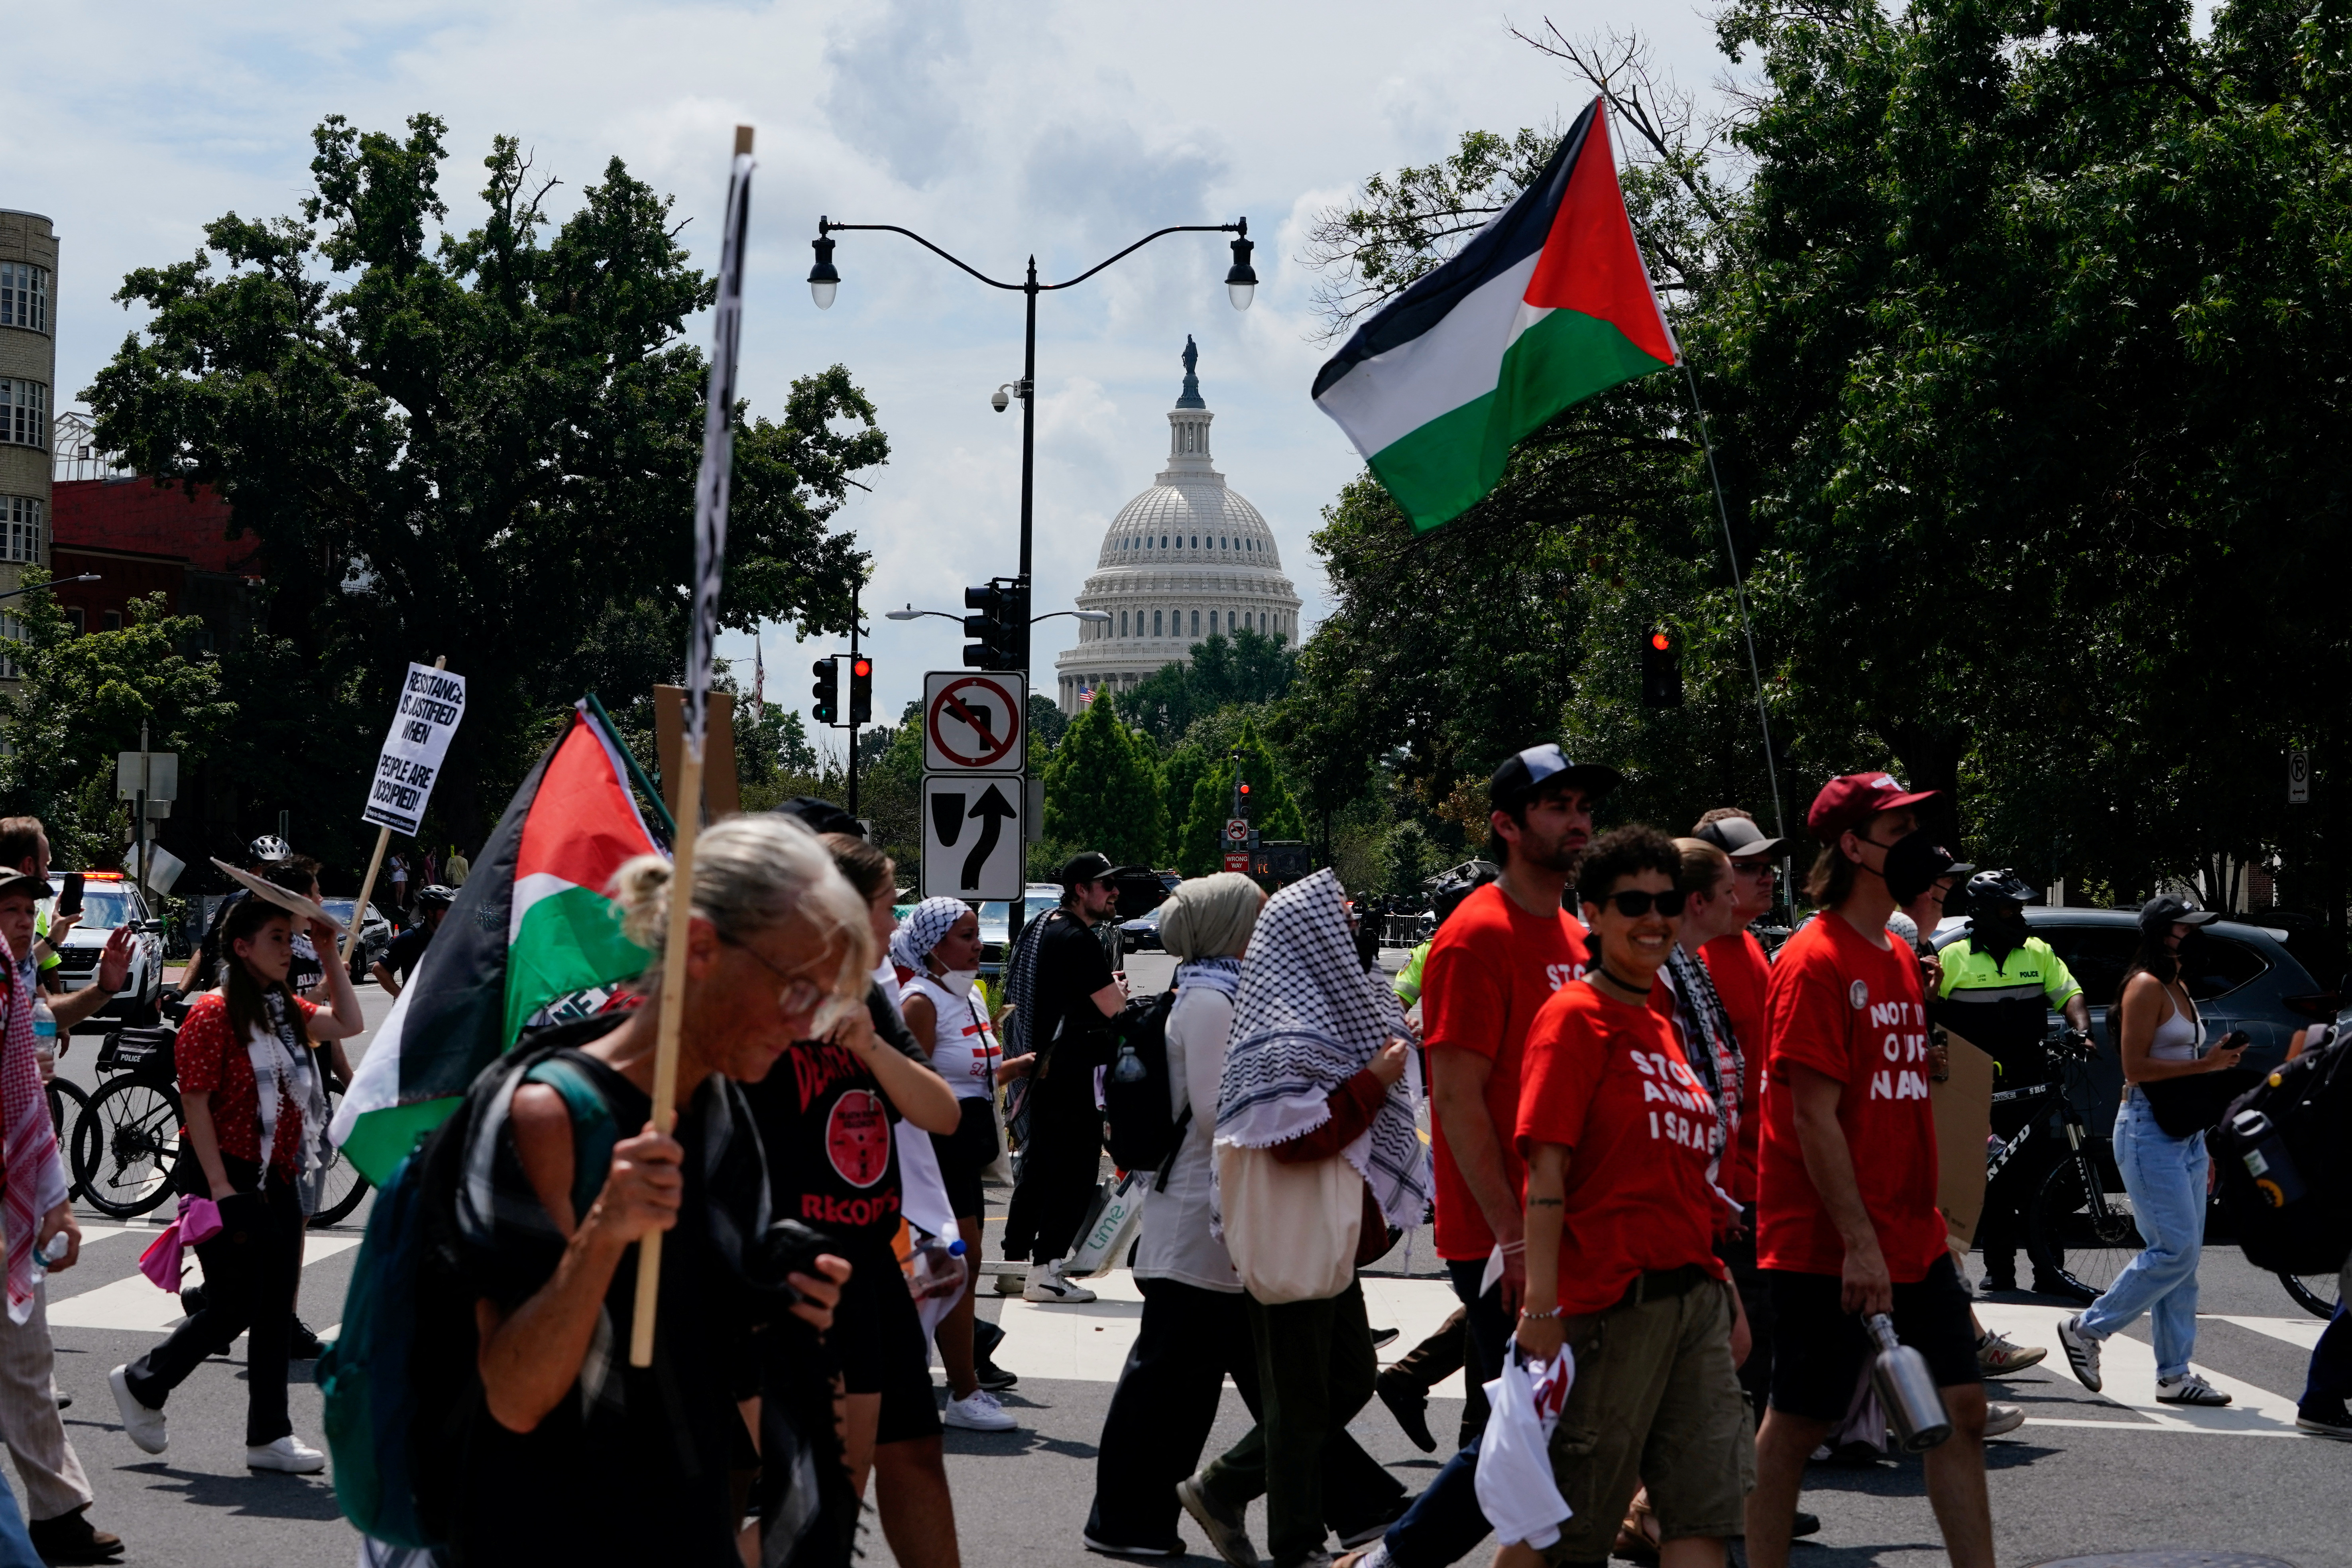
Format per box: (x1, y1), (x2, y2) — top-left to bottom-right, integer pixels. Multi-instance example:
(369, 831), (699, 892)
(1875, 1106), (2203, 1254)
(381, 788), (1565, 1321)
(743, 1035), (904, 1247)
(1026, 911), (1119, 1116)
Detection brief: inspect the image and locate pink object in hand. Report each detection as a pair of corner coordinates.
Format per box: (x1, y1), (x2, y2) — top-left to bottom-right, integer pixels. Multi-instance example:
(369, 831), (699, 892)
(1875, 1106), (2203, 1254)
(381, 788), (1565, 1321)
(136, 1197), (224, 1293)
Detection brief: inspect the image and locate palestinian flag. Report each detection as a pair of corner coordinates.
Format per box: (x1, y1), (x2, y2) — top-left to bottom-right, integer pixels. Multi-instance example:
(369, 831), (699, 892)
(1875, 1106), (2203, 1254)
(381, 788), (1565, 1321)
(1311, 98), (1679, 532)
(331, 704), (662, 1184)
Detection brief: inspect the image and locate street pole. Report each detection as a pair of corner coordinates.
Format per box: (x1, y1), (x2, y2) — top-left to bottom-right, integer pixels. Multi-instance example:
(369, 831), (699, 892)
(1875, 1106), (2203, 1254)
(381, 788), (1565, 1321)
(138, 719), (150, 896)
(848, 580), (861, 821)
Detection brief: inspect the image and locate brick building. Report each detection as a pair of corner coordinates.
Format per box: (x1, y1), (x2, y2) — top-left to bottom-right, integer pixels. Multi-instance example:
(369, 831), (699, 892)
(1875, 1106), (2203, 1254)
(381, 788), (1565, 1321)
(48, 475), (262, 648)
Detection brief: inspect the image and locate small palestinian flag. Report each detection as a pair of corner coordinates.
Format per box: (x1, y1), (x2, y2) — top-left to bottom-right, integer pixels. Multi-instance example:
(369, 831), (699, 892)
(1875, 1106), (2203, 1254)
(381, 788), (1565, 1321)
(1311, 98), (1679, 532)
(331, 703), (661, 1184)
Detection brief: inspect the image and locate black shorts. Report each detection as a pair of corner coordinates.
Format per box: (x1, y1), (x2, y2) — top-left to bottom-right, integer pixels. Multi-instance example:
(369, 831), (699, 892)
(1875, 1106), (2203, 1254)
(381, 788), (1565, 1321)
(930, 1097), (999, 1221)
(1764, 1253), (1980, 1422)
(828, 1241), (941, 1445)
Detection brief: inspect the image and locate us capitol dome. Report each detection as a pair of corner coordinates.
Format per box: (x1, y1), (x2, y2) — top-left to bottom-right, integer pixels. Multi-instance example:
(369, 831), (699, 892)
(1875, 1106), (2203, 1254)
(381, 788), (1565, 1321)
(1054, 337), (1302, 714)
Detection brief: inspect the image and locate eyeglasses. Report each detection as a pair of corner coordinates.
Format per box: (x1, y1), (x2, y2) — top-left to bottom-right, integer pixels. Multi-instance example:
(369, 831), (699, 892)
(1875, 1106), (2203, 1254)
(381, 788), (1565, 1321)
(1590, 888), (1689, 919)
(720, 933), (858, 1031)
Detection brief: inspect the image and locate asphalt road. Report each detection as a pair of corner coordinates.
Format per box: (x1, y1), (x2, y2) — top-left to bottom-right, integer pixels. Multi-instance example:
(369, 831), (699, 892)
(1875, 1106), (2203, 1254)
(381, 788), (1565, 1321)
(31, 956), (2352, 1566)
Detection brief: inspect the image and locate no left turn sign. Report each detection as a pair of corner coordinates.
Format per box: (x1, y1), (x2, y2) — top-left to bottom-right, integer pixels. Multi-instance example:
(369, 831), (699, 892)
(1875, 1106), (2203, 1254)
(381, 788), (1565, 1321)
(923, 671), (1027, 773)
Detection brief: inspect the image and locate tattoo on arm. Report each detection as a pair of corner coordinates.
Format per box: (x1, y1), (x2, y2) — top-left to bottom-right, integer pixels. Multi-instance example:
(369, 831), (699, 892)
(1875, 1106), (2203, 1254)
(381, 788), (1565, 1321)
(1529, 1197), (1563, 1207)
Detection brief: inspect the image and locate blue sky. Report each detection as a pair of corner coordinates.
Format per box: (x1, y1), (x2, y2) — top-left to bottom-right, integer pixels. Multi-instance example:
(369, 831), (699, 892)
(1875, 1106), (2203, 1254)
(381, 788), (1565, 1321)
(14, 0), (1733, 748)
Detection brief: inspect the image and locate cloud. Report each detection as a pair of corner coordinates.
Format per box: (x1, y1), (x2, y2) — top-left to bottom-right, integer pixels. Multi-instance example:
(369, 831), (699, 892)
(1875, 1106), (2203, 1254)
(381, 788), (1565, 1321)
(819, 0), (976, 191)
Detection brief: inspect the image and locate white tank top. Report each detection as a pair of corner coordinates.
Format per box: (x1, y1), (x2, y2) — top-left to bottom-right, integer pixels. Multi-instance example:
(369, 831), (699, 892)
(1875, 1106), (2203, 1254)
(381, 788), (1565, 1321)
(2147, 987), (2205, 1061)
(902, 971), (999, 1098)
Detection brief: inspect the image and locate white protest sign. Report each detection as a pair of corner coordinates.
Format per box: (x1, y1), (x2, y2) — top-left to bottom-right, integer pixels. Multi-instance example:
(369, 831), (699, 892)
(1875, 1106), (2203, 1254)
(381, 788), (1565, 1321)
(363, 663), (468, 837)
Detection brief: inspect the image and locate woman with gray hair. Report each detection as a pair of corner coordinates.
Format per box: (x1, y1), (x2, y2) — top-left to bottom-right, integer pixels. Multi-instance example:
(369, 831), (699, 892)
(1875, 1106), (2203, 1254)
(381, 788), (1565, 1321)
(446, 814), (866, 1566)
(1086, 872), (1265, 1557)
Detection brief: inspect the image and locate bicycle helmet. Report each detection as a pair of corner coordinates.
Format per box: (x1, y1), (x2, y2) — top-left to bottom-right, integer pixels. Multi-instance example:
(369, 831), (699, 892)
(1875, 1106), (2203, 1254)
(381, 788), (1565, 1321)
(416, 884), (458, 909)
(247, 834), (291, 864)
(1964, 868), (2035, 907)
(1431, 861), (1502, 927)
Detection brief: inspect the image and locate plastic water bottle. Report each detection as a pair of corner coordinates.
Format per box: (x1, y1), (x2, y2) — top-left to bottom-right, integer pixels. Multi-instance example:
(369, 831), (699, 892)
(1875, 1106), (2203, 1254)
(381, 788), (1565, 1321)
(1110, 1043), (1147, 1085)
(24, 1232), (70, 1296)
(909, 1236), (969, 1302)
(31, 997), (56, 1084)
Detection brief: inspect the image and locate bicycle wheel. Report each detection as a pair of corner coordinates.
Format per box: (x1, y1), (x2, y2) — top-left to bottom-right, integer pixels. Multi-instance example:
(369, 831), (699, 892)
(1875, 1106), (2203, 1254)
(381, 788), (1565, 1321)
(73, 1077), (185, 1220)
(2281, 1270), (2342, 1321)
(307, 1088), (370, 1229)
(2028, 1152), (2143, 1302)
(45, 1079), (91, 1200)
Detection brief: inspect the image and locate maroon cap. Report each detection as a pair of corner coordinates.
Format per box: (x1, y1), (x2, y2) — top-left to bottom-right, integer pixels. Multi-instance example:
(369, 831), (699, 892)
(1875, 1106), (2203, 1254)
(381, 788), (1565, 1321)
(1807, 772), (1942, 843)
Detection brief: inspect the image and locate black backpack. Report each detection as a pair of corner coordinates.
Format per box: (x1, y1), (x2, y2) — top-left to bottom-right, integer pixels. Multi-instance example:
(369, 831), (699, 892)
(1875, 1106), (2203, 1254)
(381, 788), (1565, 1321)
(2210, 1028), (2352, 1276)
(1101, 988), (1189, 1180)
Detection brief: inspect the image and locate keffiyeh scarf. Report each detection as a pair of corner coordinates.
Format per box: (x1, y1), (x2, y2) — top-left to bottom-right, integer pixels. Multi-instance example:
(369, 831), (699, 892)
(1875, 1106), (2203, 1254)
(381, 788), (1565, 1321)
(1174, 956), (1242, 999)
(889, 897), (970, 976)
(0, 936), (65, 1323)
(1214, 869), (1430, 1231)
(1662, 945), (1742, 1179)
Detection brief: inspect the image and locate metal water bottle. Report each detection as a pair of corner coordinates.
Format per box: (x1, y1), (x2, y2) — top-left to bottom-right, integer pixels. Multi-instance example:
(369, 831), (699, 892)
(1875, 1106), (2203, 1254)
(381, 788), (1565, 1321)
(1867, 1313), (1954, 1451)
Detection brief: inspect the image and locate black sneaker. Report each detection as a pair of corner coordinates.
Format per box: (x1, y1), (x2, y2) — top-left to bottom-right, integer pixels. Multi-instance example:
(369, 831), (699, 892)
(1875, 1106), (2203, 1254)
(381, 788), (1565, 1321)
(26, 1505), (124, 1564)
(1375, 1368), (1435, 1453)
(974, 1354), (1018, 1393)
(1369, 1326), (1400, 1350)
(1792, 1511), (1822, 1539)
(288, 1316), (326, 1362)
(2297, 1400), (2352, 1440)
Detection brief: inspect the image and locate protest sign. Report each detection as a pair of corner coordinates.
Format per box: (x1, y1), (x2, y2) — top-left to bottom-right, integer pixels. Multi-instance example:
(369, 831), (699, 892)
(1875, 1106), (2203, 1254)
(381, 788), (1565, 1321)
(364, 663), (469, 837)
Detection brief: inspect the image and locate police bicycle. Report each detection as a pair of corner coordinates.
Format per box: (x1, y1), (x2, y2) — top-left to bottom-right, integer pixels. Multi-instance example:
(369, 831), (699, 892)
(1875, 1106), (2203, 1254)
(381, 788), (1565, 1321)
(1989, 1026), (2138, 1301)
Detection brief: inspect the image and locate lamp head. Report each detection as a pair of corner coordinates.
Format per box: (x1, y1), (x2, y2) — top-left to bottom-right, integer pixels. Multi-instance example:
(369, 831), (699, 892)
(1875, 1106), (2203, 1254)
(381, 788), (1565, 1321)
(1075, 610), (1111, 624)
(1225, 220), (1257, 311)
(808, 227), (840, 310)
(885, 604), (923, 621)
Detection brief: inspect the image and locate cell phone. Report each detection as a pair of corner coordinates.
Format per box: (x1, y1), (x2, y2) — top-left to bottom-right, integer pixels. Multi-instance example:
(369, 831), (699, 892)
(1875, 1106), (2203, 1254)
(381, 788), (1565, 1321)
(56, 874), (83, 919)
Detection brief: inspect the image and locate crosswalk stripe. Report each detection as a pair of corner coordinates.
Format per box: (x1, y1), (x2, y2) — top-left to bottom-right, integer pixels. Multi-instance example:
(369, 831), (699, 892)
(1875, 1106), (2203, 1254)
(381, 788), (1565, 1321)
(2206, 1313), (2328, 1352)
(1978, 1303), (2309, 1437)
(48, 1235), (362, 1334)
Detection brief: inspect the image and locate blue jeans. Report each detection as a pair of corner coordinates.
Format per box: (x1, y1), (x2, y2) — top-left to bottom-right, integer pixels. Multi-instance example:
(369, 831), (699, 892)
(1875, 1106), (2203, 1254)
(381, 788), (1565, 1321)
(0, 1470), (40, 1568)
(2301, 1297), (2352, 1416)
(1378, 1263), (1511, 1568)
(2079, 1094), (2207, 1379)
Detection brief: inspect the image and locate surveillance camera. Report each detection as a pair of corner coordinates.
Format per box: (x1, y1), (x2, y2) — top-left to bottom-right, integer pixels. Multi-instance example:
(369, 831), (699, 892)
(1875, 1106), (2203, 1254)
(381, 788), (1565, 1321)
(991, 389), (1010, 413)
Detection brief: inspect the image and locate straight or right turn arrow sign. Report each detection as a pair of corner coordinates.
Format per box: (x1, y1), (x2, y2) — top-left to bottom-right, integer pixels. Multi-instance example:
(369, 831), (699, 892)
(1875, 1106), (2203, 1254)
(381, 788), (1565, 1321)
(921, 773), (1026, 899)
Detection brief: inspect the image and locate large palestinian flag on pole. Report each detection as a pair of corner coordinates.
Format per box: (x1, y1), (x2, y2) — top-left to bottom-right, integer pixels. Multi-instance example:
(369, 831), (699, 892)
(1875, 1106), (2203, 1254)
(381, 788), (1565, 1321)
(330, 703), (661, 1184)
(1311, 98), (1679, 533)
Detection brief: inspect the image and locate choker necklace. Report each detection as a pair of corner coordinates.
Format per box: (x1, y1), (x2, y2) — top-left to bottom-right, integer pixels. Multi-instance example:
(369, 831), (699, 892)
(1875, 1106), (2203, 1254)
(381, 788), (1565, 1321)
(1592, 964), (1646, 996)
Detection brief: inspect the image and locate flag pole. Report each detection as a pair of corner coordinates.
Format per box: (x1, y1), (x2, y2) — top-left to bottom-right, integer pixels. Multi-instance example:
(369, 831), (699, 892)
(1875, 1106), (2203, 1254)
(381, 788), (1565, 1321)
(342, 654), (444, 968)
(1679, 364), (1789, 848)
(631, 125), (754, 1369)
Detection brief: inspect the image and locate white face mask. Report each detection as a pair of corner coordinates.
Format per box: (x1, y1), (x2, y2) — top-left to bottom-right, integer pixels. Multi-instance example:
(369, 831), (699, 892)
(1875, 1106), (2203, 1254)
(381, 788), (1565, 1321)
(940, 968), (981, 995)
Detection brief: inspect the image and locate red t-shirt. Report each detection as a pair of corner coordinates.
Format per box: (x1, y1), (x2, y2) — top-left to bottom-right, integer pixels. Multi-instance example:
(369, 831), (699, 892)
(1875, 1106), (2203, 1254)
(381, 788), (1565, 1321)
(1421, 882), (1589, 1259)
(175, 990), (322, 1179)
(1516, 982), (1726, 1315)
(1757, 913), (1946, 1281)
(1701, 931), (1773, 1205)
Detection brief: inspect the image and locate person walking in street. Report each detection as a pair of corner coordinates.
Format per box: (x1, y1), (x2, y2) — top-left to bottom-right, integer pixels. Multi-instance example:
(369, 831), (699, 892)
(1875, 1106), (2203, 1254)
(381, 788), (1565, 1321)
(2054, 896), (2245, 1407)
(1745, 774), (1992, 1568)
(372, 885), (455, 997)
(386, 853), (410, 920)
(1502, 826), (1754, 1568)
(444, 844), (470, 887)
(1002, 852), (1128, 1304)
(436, 816), (854, 1563)
(109, 888), (369, 1475)
(1181, 870), (1424, 1568)
(1934, 869), (2092, 1295)
(0, 866), (120, 1564)
(892, 894), (1020, 1436)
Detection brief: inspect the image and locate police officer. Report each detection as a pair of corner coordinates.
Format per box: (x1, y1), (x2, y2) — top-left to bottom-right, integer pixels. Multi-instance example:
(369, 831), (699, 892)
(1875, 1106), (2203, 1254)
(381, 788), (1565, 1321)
(1934, 869), (2092, 1294)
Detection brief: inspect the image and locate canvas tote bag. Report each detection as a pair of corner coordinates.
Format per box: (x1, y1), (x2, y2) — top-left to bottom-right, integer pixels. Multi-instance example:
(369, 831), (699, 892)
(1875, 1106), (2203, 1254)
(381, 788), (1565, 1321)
(1217, 1141), (1361, 1304)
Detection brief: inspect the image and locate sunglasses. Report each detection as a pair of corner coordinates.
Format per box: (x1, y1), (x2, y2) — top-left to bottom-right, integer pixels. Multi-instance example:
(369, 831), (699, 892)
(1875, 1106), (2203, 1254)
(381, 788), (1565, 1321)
(1729, 858), (1776, 875)
(1590, 888), (1689, 919)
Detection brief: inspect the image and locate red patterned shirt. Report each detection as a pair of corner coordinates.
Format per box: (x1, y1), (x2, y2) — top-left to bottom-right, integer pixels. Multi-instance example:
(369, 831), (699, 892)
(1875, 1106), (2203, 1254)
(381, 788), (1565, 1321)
(175, 991), (319, 1178)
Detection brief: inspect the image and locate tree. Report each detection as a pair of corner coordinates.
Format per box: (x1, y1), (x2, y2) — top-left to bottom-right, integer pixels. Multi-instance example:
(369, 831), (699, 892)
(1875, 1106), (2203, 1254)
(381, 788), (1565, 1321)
(1114, 628), (1296, 748)
(1042, 698), (1166, 869)
(86, 113), (886, 849)
(0, 573), (237, 870)
(1176, 718), (1305, 877)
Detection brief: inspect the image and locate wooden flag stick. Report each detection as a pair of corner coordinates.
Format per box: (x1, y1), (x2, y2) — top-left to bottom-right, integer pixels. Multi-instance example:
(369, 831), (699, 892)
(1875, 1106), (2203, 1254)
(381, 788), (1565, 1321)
(629, 730), (704, 1368)
(342, 654), (444, 967)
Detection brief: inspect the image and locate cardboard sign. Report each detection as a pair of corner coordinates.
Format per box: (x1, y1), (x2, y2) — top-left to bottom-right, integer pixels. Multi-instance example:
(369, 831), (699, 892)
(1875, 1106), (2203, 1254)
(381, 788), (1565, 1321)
(653, 686), (740, 824)
(1931, 1026), (1997, 1251)
(362, 664), (468, 837)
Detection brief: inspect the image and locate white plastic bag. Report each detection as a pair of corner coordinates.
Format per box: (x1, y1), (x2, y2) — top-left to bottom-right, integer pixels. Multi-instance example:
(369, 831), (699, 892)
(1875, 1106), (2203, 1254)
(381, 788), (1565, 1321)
(1475, 1338), (1577, 1549)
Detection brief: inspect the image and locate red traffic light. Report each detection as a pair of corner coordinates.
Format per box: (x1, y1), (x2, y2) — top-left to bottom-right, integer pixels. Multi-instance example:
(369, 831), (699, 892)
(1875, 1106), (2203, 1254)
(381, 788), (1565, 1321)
(851, 657), (872, 678)
(1239, 783), (1251, 795)
(1649, 630), (1672, 651)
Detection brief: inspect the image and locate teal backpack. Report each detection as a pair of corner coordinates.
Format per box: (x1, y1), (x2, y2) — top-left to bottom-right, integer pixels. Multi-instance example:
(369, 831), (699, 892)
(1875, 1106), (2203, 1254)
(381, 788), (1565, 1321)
(316, 1051), (619, 1547)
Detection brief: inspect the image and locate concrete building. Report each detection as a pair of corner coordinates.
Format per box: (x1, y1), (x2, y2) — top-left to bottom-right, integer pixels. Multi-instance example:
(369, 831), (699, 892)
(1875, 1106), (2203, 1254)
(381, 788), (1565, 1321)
(1053, 337), (1301, 714)
(0, 210), (57, 680)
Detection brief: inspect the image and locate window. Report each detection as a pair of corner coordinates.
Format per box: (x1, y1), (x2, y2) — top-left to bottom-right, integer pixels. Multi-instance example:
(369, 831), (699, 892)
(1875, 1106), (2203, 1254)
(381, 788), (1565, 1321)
(0, 612), (18, 679)
(0, 496), (37, 563)
(1190, 609), (1200, 636)
(1153, 609), (1162, 637)
(0, 263), (44, 333)
(1119, 610), (1127, 637)
(1159, 536), (1166, 548)
(65, 607), (82, 635)
(0, 380), (47, 449)
(102, 610), (122, 632)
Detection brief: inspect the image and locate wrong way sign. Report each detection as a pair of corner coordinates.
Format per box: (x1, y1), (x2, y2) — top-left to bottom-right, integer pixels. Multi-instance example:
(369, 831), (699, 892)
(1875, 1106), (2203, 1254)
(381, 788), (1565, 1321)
(924, 671), (1025, 773)
(922, 774), (1025, 901)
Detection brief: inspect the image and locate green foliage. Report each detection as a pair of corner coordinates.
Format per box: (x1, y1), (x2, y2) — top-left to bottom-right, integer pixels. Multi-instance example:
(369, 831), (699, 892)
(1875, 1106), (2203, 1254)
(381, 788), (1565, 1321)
(1026, 694), (1069, 758)
(85, 113), (885, 848)
(737, 706), (818, 783)
(1115, 629), (1296, 748)
(1042, 698), (1166, 869)
(0, 572), (237, 870)
(1176, 718), (1305, 876)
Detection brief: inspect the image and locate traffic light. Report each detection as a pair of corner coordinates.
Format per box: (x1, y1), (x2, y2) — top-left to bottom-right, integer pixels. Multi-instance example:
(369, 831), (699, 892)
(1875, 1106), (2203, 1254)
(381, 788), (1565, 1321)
(848, 655), (873, 724)
(1640, 628), (1684, 708)
(811, 656), (840, 725)
(962, 577), (1029, 670)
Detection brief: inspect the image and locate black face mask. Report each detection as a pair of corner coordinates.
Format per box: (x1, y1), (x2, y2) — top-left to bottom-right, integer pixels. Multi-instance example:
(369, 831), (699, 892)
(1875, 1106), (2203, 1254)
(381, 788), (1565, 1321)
(1883, 830), (1955, 907)
(1972, 904), (2029, 952)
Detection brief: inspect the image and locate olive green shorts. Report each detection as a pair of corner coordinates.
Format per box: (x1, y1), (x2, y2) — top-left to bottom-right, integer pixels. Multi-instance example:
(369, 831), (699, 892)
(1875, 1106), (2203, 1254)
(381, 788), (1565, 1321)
(1541, 1279), (1755, 1564)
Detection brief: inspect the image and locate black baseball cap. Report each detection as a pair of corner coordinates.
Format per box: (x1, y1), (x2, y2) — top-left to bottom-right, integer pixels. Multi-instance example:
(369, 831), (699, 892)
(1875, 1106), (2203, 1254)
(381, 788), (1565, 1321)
(772, 797), (865, 838)
(1488, 743), (1622, 812)
(2139, 894), (2219, 931)
(1693, 814), (1785, 860)
(1059, 851), (1116, 889)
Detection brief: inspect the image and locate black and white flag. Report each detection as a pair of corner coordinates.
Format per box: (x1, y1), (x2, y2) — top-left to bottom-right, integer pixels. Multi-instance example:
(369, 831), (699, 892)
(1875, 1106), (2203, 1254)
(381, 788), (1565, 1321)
(686, 130), (755, 759)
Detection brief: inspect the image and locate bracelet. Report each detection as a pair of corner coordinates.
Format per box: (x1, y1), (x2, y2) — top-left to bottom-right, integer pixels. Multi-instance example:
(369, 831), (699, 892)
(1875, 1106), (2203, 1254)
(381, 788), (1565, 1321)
(1518, 1306), (1560, 1320)
(1498, 1239), (1526, 1255)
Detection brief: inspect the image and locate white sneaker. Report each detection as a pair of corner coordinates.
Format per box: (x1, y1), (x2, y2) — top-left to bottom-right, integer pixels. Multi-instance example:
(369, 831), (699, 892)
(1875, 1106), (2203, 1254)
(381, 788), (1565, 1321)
(2155, 1372), (2232, 1407)
(943, 1389), (1019, 1431)
(246, 1434), (328, 1474)
(1983, 1401), (2026, 1437)
(1025, 1261), (1097, 1304)
(2056, 1312), (2103, 1392)
(108, 1365), (167, 1454)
